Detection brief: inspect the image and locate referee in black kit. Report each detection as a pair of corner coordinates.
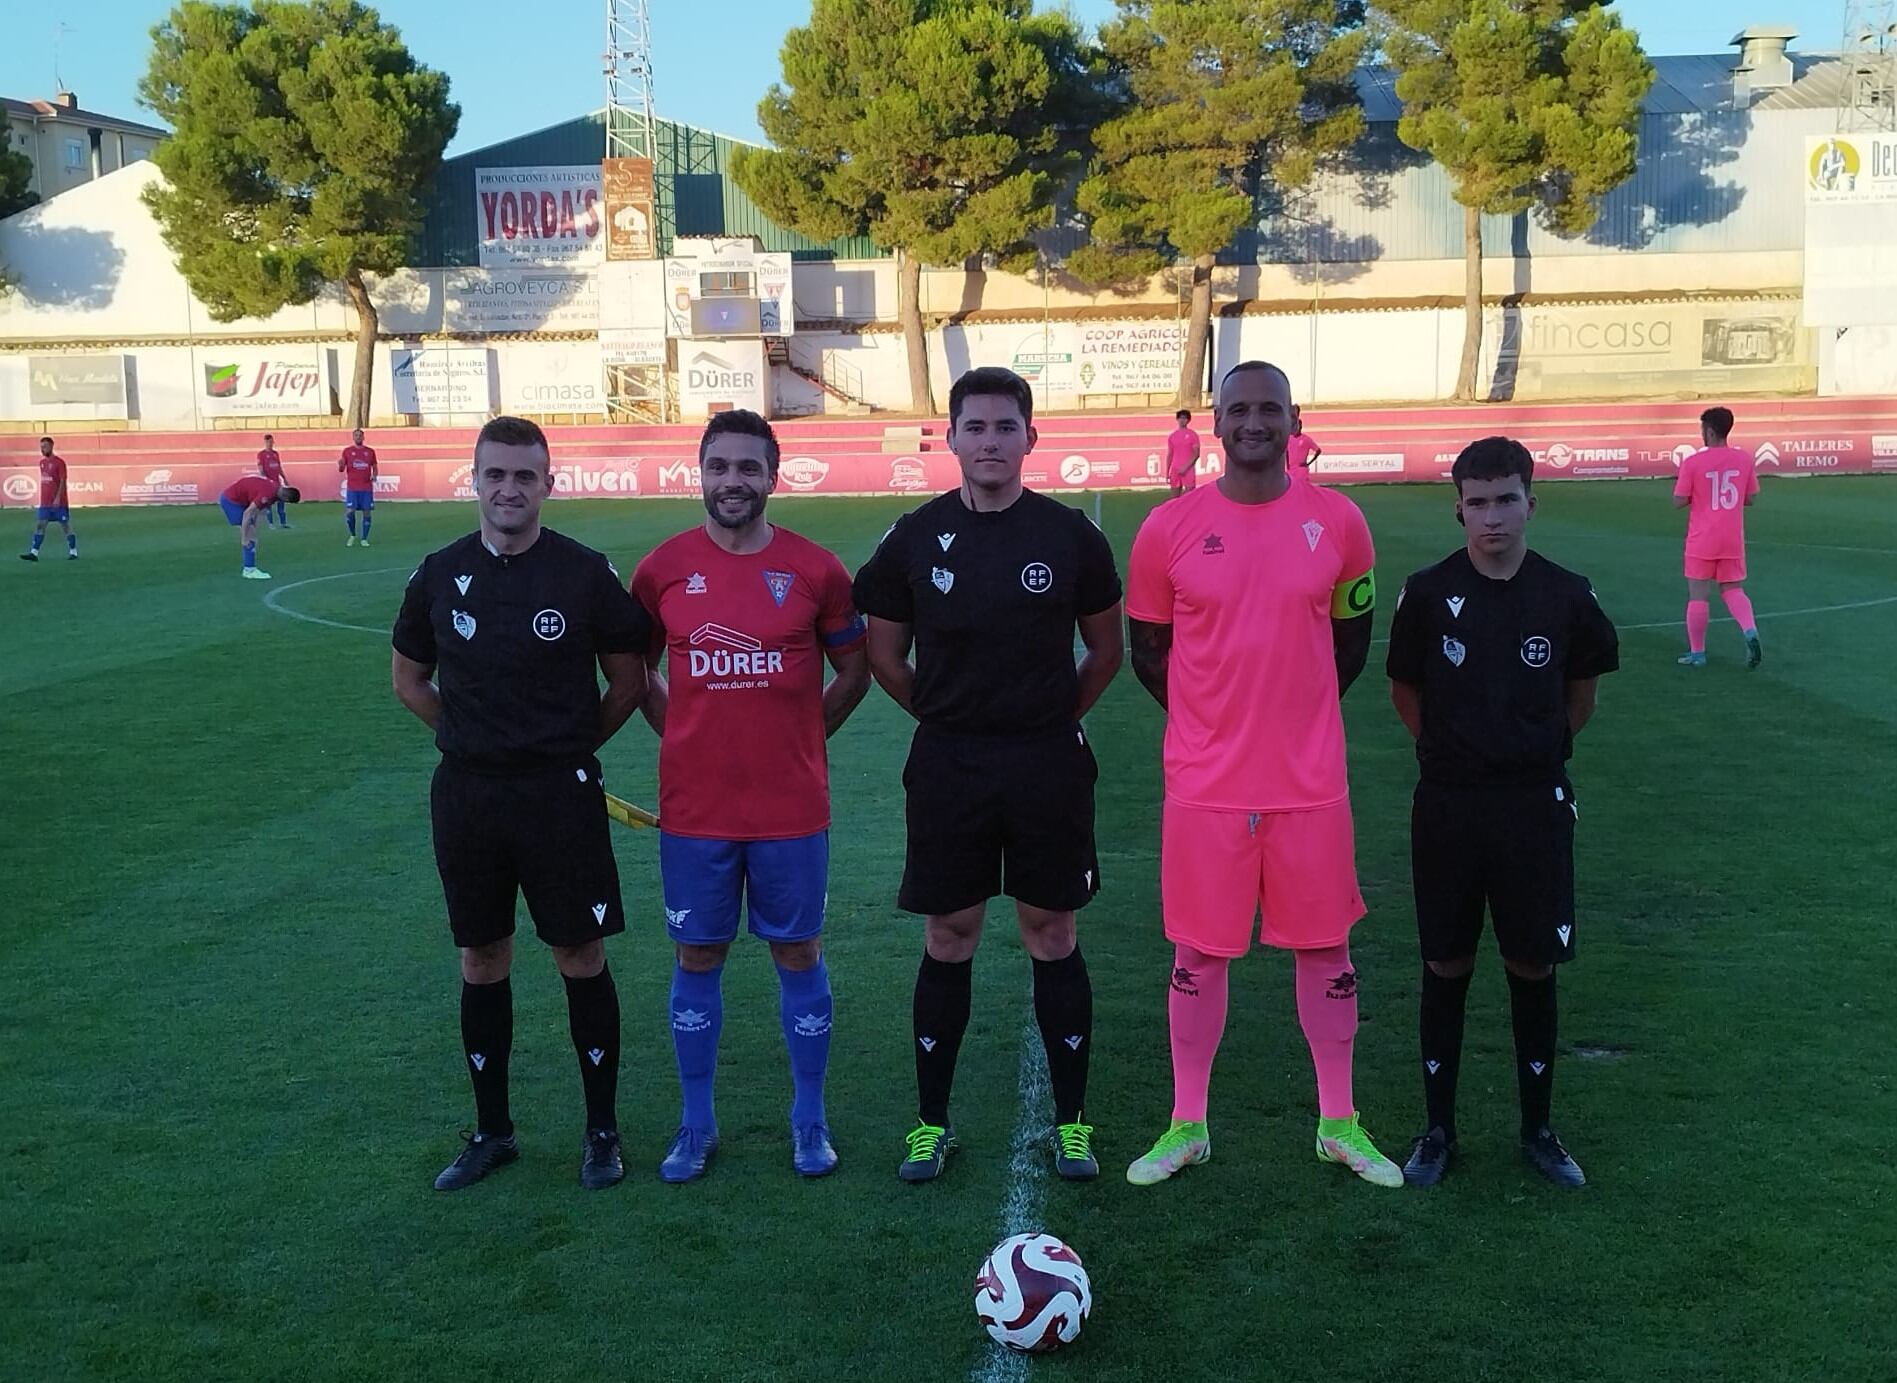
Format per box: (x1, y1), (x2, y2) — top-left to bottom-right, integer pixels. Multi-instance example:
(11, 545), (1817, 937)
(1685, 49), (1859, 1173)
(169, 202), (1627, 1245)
(1385, 436), (1618, 1189)
(392, 415), (652, 1192)
(853, 366), (1124, 1184)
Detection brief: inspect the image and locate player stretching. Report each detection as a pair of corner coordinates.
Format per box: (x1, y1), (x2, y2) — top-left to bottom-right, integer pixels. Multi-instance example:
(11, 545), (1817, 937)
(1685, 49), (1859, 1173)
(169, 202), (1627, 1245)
(630, 411), (870, 1182)
(392, 416), (652, 1192)
(1387, 436), (1619, 1188)
(258, 434), (291, 529)
(854, 366), (1124, 1183)
(1125, 361), (1401, 1190)
(20, 437), (77, 561)
(218, 473), (300, 579)
(1167, 409), (1201, 496)
(340, 428), (378, 547)
(1674, 406), (1761, 668)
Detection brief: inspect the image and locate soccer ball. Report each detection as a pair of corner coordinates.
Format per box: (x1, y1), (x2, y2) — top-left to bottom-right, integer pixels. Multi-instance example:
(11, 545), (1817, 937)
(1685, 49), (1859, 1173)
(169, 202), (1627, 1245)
(974, 1231), (1091, 1353)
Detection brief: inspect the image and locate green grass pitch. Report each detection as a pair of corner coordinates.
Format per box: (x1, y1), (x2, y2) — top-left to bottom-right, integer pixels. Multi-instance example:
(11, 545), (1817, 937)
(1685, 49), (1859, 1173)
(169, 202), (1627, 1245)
(5, 478), (1894, 1381)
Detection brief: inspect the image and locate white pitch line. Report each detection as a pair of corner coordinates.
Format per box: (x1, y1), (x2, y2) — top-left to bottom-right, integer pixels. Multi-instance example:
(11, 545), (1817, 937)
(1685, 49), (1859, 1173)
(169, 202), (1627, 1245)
(970, 1017), (1053, 1383)
(262, 567), (408, 635)
(1367, 592), (1897, 648)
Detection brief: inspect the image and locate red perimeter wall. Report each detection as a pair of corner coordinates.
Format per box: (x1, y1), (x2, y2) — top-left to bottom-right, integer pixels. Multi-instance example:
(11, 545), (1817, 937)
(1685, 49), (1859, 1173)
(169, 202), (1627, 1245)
(4, 397), (1895, 508)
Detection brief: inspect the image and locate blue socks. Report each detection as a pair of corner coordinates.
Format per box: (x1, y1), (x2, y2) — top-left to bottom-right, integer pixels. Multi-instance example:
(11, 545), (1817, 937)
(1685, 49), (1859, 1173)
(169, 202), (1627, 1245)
(346, 513), (357, 537)
(670, 964), (724, 1133)
(361, 514), (372, 540)
(30, 532), (44, 553)
(242, 542), (256, 569)
(777, 960), (833, 1128)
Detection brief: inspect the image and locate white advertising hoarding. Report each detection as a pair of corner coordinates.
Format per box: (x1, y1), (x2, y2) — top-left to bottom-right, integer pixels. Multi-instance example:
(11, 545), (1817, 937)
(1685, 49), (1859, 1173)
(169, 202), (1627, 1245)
(392, 347), (492, 414)
(678, 339), (768, 417)
(1804, 134), (1897, 327)
(197, 350), (331, 416)
(446, 269), (599, 332)
(500, 344), (605, 414)
(476, 166), (604, 267)
(1076, 321), (1186, 395)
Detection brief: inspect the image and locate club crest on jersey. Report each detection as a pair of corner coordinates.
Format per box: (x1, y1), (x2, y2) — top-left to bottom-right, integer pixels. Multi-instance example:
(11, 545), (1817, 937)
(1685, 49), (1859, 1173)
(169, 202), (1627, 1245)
(452, 610), (476, 641)
(1521, 635), (1552, 668)
(1442, 634), (1466, 667)
(763, 569), (795, 606)
(1303, 519), (1325, 551)
(1447, 595), (1465, 618)
(686, 571), (708, 595)
(454, 574), (473, 596)
(932, 566), (955, 594)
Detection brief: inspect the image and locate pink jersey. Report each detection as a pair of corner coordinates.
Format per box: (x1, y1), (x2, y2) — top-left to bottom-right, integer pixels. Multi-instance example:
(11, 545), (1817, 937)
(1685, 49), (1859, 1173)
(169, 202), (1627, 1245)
(631, 526), (866, 840)
(1286, 434), (1318, 473)
(1127, 481), (1374, 811)
(340, 444), (377, 491)
(1166, 427), (1200, 482)
(257, 448), (283, 481)
(1673, 445), (1758, 559)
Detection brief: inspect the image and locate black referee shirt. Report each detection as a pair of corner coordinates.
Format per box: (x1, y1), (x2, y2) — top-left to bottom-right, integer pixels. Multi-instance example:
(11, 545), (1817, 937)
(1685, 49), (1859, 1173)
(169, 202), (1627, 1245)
(853, 489), (1122, 734)
(1386, 548), (1618, 787)
(392, 529), (652, 774)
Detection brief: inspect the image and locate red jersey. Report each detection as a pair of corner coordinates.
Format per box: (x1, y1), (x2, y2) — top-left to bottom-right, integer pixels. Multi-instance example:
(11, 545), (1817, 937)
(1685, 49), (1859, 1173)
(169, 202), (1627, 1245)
(223, 475), (278, 508)
(39, 454), (68, 507)
(631, 526), (866, 840)
(257, 448), (284, 481)
(339, 444), (377, 492)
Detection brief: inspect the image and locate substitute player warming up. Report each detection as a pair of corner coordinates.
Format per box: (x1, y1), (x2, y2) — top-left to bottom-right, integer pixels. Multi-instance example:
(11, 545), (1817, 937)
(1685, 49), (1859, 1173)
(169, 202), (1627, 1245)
(1125, 361), (1401, 1190)
(20, 437), (78, 561)
(1387, 436), (1619, 1189)
(1674, 406), (1762, 669)
(631, 411), (870, 1183)
(392, 416), (652, 1192)
(854, 366), (1124, 1184)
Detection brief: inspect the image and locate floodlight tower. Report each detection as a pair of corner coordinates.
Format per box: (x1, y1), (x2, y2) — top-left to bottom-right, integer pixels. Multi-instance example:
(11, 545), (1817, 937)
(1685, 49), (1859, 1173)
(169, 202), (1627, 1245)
(605, 0), (657, 162)
(1840, 0), (1897, 130)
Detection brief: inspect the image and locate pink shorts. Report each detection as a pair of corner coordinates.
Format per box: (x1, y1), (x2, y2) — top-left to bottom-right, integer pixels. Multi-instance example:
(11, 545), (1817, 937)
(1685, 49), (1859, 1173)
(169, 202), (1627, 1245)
(1685, 554), (1746, 582)
(1171, 471), (1197, 490)
(1161, 797), (1366, 957)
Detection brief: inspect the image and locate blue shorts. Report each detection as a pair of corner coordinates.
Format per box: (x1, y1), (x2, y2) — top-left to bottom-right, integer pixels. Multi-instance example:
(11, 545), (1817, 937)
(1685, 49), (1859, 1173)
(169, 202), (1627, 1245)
(36, 505), (70, 524)
(219, 495), (247, 525)
(658, 830), (829, 945)
(345, 489), (375, 512)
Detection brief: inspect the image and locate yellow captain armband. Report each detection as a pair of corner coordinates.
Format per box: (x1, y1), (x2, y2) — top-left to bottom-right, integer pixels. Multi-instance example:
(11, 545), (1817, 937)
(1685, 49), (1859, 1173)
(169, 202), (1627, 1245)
(1330, 570), (1375, 619)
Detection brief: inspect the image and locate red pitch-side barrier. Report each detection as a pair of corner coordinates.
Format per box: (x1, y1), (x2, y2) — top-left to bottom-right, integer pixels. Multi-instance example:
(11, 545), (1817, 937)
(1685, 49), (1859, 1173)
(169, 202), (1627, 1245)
(4, 397), (1895, 508)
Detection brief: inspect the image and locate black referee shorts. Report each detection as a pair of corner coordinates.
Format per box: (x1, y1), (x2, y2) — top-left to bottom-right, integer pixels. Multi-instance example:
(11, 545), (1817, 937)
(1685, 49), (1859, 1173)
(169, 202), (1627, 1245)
(430, 757), (627, 950)
(1410, 779), (1577, 967)
(898, 723), (1100, 917)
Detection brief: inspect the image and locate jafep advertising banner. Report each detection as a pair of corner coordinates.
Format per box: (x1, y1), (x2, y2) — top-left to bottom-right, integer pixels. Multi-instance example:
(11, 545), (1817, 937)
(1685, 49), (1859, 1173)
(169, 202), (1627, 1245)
(392, 348), (492, 414)
(198, 351), (331, 416)
(476, 166), (604, 267)
(29, 355), (127, 407)
(445, 269), (599, 332)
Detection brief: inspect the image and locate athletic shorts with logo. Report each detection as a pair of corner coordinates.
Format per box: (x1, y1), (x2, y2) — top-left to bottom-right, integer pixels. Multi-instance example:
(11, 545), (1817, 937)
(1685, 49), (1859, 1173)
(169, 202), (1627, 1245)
(1411, 779), (1577, 966)
(346, 489), (375, 512)
(659, 831), (828, 945)
(1162, 796), (1365, 956)
(899, 723), (1100, 915)
(36, 505), (70, 524)
(430, 756), (626, 949)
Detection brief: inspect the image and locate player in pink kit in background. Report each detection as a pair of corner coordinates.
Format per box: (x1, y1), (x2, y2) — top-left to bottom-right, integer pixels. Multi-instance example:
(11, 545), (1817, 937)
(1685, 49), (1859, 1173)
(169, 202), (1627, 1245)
(1166, 410), (1201, 496)
(1123, 360), (1401, 1191)
(1285, 416), (1323, 483)
(1673, 406), (1761, 669)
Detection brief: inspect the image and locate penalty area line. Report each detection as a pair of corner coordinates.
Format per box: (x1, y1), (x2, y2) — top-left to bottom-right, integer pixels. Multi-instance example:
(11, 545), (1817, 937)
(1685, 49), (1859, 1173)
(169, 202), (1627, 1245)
(262, 568), (408, 635)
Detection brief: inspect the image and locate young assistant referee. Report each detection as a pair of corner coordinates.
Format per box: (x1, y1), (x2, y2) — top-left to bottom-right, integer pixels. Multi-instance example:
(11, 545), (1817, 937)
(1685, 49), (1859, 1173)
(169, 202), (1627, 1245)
(853, 366), (1124, 1183)
(392, 415), (653, 1192)
(1386, 436), (1619, 1188)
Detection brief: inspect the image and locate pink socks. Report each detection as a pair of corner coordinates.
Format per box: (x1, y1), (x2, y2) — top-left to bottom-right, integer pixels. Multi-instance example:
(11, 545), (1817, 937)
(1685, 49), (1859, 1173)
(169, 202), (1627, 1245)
(1722, 586), (1756, 632)
(1294, 943), (1359, 1120)
(1686, 600), (1710, 653)
(1167, 944), (1229, 1123)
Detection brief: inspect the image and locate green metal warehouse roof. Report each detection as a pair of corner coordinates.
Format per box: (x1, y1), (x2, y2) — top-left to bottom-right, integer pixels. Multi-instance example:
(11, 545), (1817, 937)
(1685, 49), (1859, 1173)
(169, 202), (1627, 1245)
(413, 113), (885, 266)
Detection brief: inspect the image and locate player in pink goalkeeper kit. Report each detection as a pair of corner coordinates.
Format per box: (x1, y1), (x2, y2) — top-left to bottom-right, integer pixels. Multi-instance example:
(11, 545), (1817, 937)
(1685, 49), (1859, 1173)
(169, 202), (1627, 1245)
(1166, 410), (1201, 495)
(1123, 360), (1401, 1190)
(1673, 405), (1762, 669)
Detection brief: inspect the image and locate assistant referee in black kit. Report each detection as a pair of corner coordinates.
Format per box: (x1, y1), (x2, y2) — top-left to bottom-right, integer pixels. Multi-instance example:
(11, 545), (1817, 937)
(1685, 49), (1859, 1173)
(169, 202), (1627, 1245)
(854, 366), (1124, 1184)
(392, 415), (652, 1192)
(1386, 436), (1618, 1189)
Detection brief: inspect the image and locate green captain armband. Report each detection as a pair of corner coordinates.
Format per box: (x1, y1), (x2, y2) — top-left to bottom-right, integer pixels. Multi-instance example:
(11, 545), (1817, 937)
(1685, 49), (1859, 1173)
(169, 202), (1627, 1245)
(1331, 570), (1375, 619)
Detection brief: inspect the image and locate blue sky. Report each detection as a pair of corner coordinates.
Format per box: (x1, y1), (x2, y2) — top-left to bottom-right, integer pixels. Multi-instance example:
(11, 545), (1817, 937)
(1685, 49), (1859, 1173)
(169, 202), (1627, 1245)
(0, 2), (1851, 155)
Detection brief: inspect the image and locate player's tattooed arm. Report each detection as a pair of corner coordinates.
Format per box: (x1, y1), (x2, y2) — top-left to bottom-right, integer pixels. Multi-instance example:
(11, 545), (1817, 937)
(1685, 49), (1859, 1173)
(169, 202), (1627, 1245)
(1127, 617), (1172, 710)
(1332, 612), (1373, 697)
(865, 617), (920, 719)
(822, 645), (872, 737)
(597, 652), (649, 746)
(391, 651), (442, 730)
(1075, 603), (1126, 718)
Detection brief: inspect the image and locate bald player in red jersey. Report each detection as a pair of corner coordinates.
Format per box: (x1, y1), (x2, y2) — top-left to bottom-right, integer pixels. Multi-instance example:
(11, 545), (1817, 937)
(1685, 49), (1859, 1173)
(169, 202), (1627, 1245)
(630, 409), (870, 1183)
(340, 429), (378, 546)
(20, 436), (77, 562)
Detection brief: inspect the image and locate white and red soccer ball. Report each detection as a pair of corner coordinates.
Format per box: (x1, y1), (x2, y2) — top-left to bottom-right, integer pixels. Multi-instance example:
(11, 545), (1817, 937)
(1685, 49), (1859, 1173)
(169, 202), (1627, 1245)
(974, 1232), (1091, 1353)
